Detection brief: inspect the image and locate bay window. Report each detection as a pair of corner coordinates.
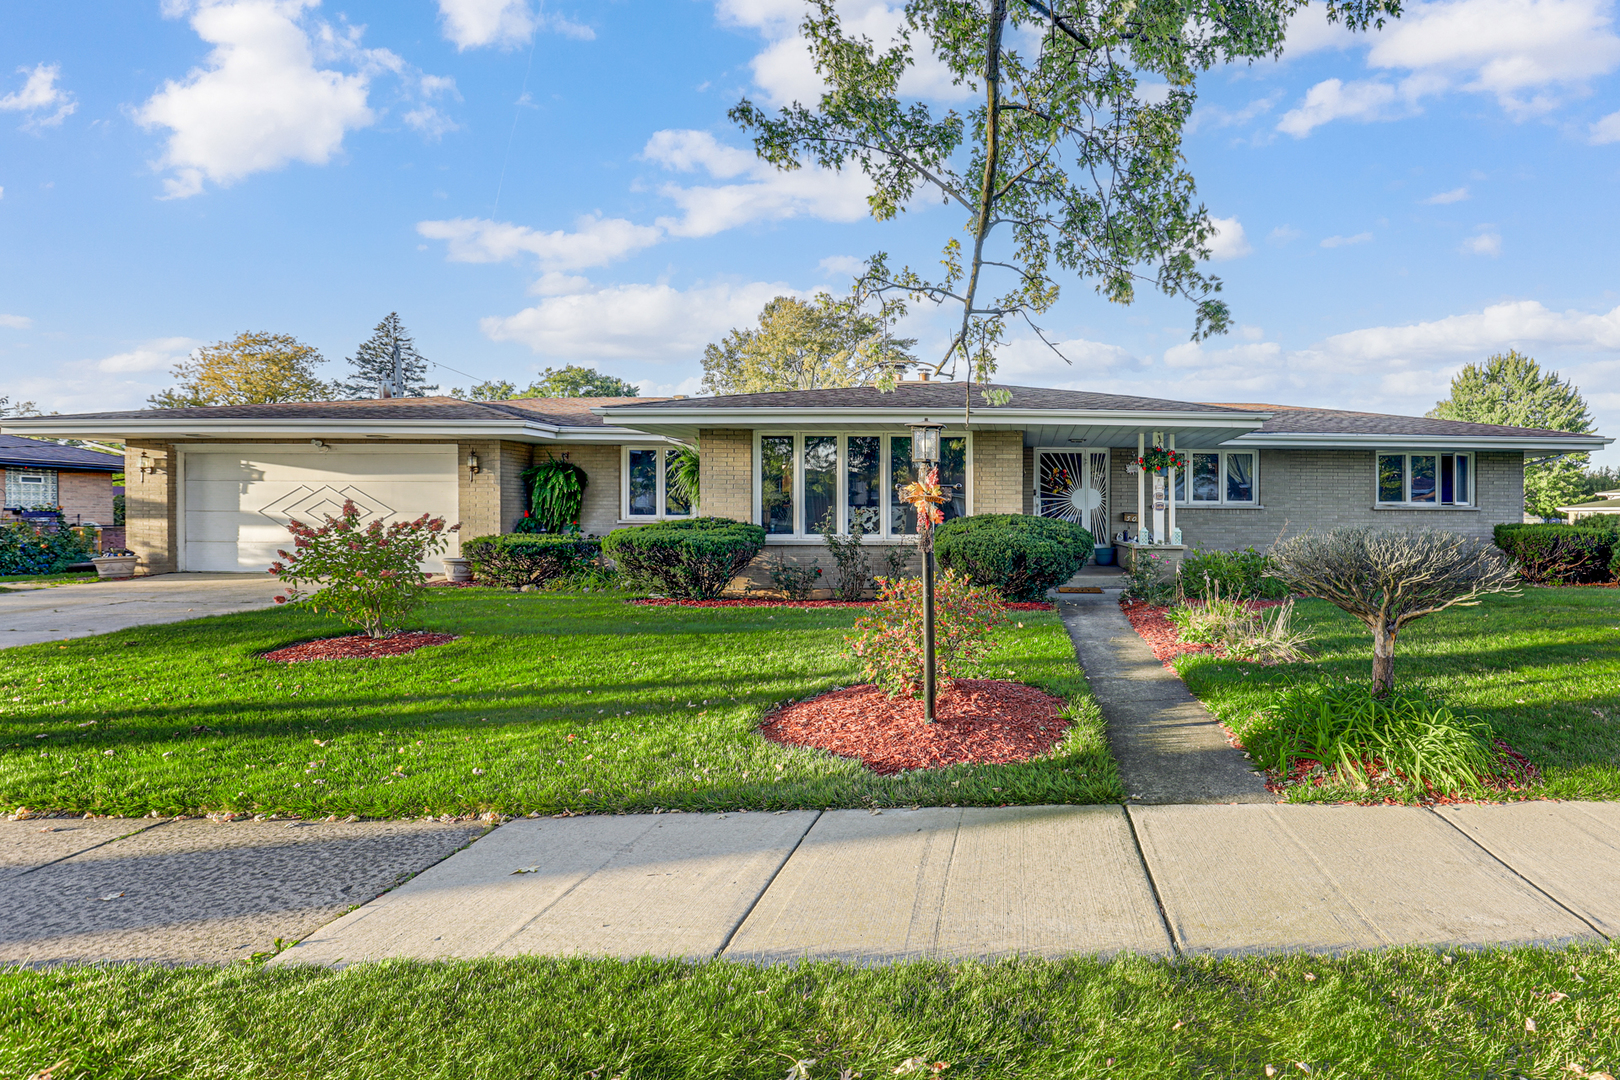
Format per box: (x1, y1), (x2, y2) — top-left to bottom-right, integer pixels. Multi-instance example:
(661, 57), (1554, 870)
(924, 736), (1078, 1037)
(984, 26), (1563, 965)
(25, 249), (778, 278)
(622, 446), (694, 520)
(1174, 452), (1257, 506)
(758, 432), (969, 537)
(1376, 452), (1472, 507)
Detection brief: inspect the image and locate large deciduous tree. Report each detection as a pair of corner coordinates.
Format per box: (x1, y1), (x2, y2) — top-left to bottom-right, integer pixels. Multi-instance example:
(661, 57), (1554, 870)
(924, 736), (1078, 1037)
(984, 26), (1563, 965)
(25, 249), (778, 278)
(1269, 528), (1519, 698)
(701, 292), (917, 395)
(149, 332), (333, 408)
(731, 0), (1399, 417)
(338, 313), (439, 398)
(1427, 350), (1594, 519)
(520, 365), (641, 398)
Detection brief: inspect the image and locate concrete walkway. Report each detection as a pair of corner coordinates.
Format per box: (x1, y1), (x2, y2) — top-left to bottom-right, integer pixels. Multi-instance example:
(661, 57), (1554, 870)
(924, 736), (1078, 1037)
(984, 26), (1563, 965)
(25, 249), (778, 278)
(0, 572), (283, 647)
(1058, 592), (1272, 804)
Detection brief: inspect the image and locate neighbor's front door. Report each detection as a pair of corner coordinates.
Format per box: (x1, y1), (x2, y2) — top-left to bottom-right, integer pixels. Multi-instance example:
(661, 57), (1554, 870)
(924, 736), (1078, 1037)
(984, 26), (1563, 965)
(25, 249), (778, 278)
(1035, 448), (1110, 543)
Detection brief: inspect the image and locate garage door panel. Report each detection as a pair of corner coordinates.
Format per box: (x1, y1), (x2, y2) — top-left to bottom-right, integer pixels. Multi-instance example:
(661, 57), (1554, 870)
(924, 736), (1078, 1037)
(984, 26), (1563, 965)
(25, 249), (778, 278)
(183, 449), (460, 574)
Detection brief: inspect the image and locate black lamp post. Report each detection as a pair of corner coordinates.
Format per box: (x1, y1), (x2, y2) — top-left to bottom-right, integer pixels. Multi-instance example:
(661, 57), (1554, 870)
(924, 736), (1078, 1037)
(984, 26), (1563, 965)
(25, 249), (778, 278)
(907, 421), (948, 721)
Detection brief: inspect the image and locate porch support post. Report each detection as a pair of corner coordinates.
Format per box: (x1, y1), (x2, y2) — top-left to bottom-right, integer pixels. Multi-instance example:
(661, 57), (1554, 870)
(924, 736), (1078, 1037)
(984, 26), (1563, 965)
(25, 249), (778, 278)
(1136, 431), (1145, 544)
(1167, 433), (1177, 544)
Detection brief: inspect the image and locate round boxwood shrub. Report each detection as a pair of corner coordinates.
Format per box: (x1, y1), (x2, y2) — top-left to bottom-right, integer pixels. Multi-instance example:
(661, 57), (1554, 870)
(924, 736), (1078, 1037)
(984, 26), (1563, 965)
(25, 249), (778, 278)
(600, 517), (766, 600)
(934, 514), (1094, 601)
(461, 534), (601, 588)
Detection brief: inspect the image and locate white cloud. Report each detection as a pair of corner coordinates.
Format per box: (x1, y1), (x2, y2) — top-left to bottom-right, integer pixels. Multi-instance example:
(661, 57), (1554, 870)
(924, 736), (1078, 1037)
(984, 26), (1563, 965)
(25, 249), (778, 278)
(137, 0), (382, 198)
(0, 63), (77, 130)
(92, 337), (203, 374)
(1424, 186), (1470, 204)
(481, 279), (797, 359)
(416, 215), (663, 271)
(435, 0), (592, 50)
(1461, 230), (1502, 255)
(1321, 232), (1375, 247)
(1318, 300), (1620, 362)
(1188, 91), (1283, 133)
(0, 314), (32, 330)
(1278, 0), (1620, 136)
(1206, 217), (1253, 260)
(403, 74), (461, 137)
(1267, 225), (1302, 246)
(819, 254), (867, 277)
(1592, 109), (1620, 143)
(643, 128), (873, 237)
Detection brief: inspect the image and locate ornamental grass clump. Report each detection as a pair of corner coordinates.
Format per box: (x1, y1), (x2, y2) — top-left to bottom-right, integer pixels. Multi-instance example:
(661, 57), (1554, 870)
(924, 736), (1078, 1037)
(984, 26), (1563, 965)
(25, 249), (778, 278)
(1164, 583), (1312, 663)
(270, 501), (457, 638)
(846, 570), (1006, 698)
(1246, 683), (1500, 797)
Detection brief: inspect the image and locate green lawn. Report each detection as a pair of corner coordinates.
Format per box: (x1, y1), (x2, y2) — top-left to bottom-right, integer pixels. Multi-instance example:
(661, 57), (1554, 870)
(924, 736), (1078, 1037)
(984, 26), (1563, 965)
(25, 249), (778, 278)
(5, 948), (1619, 1078)
(1176, 588), (1620, 801)
(0, 590), (1119, 818)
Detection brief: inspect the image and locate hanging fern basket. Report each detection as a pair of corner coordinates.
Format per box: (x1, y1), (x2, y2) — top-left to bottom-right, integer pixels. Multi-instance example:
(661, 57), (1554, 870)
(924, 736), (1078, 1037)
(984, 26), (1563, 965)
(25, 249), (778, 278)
(521, 457), (589, 534)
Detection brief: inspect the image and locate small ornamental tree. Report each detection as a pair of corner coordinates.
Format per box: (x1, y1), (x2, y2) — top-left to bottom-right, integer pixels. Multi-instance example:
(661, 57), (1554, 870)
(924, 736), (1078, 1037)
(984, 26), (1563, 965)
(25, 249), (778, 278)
(1268, 527), (1519, 697)
(847, 570), (1006, 698)
(270, 501), (458, 638)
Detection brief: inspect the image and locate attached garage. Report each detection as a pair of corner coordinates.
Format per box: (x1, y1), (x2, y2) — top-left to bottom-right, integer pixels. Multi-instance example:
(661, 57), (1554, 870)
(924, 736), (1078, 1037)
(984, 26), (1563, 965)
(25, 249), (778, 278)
(179, 444), (460, 573)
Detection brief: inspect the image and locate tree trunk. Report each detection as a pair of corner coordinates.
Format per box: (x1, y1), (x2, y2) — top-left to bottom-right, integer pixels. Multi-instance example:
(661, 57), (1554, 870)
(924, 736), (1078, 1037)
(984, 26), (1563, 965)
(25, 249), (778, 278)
(1371, 621), (1396, 698)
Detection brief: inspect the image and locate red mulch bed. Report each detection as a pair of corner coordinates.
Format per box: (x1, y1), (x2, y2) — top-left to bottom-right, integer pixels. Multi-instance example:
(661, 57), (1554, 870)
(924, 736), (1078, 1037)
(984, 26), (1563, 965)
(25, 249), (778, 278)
(631, 598), (1054, 611)
(262, 632), (459, 662)
(1265, 738), (1544, 804)
(1119, 598), (1287, 667)
(759, 679), (1069, 774)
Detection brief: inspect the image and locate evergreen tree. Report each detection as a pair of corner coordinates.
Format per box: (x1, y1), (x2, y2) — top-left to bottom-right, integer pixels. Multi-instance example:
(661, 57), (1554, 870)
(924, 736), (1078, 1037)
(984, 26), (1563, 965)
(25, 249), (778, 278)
(338, 313), (439, 398)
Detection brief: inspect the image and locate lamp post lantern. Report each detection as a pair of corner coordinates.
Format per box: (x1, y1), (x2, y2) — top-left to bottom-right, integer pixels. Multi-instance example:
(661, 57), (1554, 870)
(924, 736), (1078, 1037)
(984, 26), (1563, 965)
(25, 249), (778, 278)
(899, 421), (950, 721)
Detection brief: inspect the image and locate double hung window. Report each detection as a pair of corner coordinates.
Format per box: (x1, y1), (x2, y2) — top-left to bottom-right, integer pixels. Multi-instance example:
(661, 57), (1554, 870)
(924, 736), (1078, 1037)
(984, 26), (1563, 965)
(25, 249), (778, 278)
(759, 433), (967, 537)
(622, 446), (692, 520)
(1173, 452), (1257, 506)
(1376, 452), (1472, 506)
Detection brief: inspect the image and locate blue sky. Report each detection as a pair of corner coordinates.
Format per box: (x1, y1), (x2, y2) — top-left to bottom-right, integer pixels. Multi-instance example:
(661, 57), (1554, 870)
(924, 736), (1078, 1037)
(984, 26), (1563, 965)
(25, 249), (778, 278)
(1, 0), (1617, 465)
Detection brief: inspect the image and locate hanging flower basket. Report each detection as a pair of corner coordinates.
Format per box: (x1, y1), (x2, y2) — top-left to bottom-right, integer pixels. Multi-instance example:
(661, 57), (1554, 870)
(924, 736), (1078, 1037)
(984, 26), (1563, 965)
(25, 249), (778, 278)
(1138, 446), (1183, 473)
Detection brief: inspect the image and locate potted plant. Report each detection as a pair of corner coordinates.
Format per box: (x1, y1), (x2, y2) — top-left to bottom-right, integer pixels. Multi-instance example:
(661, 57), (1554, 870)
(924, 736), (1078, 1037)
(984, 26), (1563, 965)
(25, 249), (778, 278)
(440, 556), (473, 583)
(1093, 543), (1115, 566)
(92, 548), (139, 580)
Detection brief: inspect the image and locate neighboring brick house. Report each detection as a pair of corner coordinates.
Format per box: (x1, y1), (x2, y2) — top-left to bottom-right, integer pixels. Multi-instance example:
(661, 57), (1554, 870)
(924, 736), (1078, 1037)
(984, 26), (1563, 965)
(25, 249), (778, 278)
(0, 434), (122, 528)
(2, 384), (1609, 579)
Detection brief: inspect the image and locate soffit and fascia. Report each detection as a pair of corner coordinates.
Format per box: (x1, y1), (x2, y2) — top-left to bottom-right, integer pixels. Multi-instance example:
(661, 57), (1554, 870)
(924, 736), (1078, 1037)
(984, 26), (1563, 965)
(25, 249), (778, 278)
(0, 416), (675, 447)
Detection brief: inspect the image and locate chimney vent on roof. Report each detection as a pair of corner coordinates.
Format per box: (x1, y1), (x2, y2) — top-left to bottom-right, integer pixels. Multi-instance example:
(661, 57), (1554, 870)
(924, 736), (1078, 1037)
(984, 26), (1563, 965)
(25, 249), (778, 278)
(673, 394), (688, 399)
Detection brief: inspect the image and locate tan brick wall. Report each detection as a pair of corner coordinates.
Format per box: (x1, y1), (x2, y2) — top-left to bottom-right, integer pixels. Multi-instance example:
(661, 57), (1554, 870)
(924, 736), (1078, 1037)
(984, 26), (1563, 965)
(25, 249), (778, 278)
(564, 444), (622, 536)
(699, 429), (753, 523)
(456, 440), (504, 539)
(125, 441), (177, 575)
(57, 470), (116, 525)
(970, 430), (1023, 515)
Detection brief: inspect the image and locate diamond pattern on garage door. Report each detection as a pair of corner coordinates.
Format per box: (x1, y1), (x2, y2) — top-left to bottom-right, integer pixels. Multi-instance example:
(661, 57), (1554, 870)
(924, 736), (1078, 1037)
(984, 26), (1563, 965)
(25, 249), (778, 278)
(258, 484), (397, 524)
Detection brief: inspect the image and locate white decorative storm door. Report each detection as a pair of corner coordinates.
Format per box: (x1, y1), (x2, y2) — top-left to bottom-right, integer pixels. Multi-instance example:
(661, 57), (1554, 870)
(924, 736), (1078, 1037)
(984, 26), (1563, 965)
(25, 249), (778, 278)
(1036, 449), (1110, 541)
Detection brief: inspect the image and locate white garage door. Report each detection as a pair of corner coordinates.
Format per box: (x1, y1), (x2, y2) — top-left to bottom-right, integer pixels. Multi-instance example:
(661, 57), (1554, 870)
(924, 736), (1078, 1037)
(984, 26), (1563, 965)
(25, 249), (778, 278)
(182, 445), (460, 573)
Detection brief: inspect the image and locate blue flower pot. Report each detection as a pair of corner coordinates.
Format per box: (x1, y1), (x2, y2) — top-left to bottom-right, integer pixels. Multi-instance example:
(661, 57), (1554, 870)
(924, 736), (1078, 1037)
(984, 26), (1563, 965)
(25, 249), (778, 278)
(1093, 546), (1115, 566)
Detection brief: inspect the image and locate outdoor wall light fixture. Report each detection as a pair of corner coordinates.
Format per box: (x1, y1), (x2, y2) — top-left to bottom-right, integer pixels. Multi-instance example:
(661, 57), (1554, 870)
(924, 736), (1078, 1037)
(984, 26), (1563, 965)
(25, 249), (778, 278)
(909, 420), (943, 465)
(467, 450), (481, 477)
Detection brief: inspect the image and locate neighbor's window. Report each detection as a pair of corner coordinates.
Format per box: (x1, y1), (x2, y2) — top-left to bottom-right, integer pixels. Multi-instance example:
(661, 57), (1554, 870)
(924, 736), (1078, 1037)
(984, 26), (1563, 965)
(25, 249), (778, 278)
(1174, 452), (1257, 506)
(622, 447), (694, 520)
(760, 433), (969, 538)
(4, 467), (57, 509)
(1375, 452), (1472, 506)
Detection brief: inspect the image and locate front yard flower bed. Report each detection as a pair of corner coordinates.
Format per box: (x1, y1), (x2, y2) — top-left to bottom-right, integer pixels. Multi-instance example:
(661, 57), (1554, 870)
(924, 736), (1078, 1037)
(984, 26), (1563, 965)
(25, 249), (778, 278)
(1121, 598), (1286, 666)
(760, 679), (1070, 774)
(262, 632), (458, 662)
(631, 598), (1055, 610)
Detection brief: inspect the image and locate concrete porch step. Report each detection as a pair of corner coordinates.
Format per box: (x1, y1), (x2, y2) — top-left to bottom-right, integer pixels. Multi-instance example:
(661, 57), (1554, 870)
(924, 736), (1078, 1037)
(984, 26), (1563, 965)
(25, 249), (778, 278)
(1051, 563), (1127, 596)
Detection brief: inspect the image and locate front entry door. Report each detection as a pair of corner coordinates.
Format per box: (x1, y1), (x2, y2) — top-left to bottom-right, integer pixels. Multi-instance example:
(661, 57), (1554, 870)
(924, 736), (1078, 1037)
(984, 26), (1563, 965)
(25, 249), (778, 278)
(1036, 449), (1110, 543)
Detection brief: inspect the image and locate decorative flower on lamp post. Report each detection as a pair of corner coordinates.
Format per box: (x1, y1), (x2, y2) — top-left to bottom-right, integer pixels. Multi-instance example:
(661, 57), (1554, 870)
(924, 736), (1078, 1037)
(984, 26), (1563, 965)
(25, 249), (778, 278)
(897, 421), (952, 722)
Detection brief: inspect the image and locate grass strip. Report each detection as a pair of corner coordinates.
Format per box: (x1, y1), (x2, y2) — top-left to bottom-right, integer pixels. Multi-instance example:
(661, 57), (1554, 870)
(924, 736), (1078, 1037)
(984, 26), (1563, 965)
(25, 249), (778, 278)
(0, 590), (1119, 817)
(4, 948), (1618, 1079)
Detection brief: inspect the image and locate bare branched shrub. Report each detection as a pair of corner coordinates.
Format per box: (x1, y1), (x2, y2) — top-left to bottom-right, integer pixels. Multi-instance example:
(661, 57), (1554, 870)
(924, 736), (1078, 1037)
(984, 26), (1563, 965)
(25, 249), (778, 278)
(1268, 528), (1519, 697)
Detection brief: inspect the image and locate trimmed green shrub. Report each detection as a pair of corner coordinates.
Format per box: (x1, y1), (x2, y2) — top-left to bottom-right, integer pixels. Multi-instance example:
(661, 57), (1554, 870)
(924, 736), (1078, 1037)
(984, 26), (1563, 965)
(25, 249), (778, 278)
(1493, 521), (1618, 584)
(462, 534), (602, 588)
(1182, 546), (1290, 600)
(934, 515), (1093, 601)
(600, 517), (766, 600)
(0, 522), (94, 576)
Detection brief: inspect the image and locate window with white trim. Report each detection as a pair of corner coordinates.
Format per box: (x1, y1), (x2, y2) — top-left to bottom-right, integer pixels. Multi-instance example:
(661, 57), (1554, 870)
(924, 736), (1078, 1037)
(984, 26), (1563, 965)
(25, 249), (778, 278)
(621, 446), (692, 520)
(4, 467), (57, 509)
(1376, 452), (1472, 506)
(1173, 452), (1257, 506)
(758, 433), (968, 537)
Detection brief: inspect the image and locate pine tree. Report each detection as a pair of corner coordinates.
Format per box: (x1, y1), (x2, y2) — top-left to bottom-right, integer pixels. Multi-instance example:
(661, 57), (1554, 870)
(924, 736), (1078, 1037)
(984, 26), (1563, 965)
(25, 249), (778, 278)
(338, 313), (439, 398)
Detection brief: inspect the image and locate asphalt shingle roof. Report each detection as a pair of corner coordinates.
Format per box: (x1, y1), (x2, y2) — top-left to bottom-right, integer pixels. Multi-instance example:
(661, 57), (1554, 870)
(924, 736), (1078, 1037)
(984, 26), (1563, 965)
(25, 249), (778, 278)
(18, 396), (666, 429)
(1203, 402), (1596, 441)
(0, 435), (123, 471)
(604, 382), (1251, 414)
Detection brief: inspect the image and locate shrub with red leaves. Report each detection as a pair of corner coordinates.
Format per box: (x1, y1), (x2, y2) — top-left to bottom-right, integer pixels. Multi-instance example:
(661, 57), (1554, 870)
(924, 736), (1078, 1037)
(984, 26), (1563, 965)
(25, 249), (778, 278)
(270, 500), (459, 639)
(846, 570), (1006, 698)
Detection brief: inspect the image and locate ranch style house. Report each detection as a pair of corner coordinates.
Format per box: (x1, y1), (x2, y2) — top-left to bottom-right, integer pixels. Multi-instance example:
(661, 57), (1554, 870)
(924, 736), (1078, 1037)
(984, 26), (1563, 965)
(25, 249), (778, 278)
(2, 381), (1609, 583)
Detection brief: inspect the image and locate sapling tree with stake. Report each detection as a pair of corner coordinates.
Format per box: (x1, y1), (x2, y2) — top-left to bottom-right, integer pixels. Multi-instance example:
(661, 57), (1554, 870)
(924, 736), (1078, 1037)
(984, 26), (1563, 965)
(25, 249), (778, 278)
(1268, 527), (1520, 698)
(730, 0), (1401, 420)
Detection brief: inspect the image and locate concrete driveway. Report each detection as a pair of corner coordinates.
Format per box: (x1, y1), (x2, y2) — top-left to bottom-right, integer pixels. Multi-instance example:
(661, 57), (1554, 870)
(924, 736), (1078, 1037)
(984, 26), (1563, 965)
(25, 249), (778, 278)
(0, 573), (285, 648)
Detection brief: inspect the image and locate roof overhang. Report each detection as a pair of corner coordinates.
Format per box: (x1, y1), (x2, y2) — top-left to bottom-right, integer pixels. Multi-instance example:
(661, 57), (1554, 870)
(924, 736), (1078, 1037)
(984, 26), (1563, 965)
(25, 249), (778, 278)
(594, 404), (1273, 443)
(1223, 432), (1614, 452)
(0, 416), (674, 446)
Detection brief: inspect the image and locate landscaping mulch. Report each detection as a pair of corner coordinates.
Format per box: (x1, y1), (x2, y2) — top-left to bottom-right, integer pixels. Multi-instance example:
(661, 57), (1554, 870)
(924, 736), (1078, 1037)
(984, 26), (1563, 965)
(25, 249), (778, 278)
(759, 679), (1070, 774)
(261, 632), (459, 663)
(631, 598), (1055, 611)
(1119, 598), (1286, 667)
